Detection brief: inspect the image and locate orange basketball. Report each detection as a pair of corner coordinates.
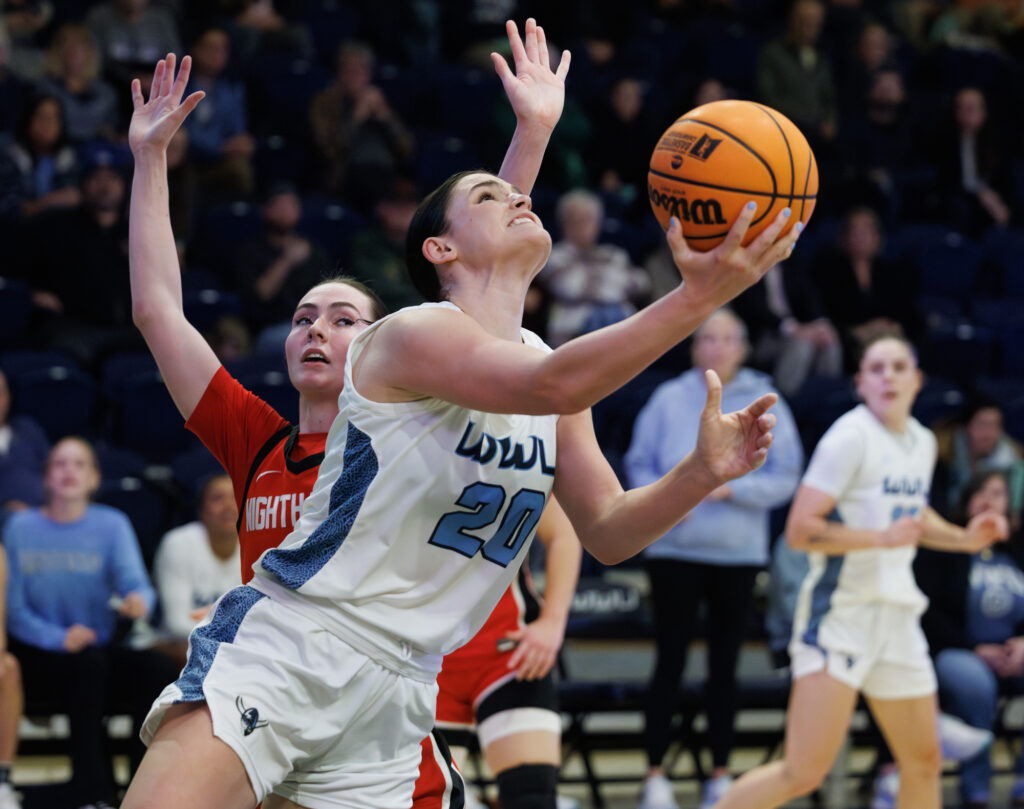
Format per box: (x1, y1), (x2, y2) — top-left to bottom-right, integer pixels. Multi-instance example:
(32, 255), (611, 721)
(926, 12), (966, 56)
(648, 100), (818, 251)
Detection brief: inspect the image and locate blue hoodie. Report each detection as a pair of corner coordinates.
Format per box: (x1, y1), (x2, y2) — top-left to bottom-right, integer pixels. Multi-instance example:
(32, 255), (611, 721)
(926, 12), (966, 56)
(4, 504), (156, 651)
(624, 367), (803, 566)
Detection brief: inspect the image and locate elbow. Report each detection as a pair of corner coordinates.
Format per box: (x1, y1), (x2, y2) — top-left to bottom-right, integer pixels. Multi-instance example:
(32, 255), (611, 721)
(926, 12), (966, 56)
(132, 300), (158, 332)
(532, 373), (591, 415)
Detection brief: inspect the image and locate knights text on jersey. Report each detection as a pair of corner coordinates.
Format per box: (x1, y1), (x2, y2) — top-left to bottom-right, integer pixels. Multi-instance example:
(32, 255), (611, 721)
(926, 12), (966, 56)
(251, 303), (559, 679)
(186, 367), (327, 579)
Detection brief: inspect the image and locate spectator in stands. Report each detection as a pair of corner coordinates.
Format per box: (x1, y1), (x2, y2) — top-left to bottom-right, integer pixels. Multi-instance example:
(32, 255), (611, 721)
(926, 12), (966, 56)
(835, 20), (899, 121)
(231, 180), (332, 339)
(86, 0), (181, 87)
(625, 308), (803, 809)
(0, 93), (81, 221)
(183, 25), (255, 199)
(0, 368), (49, 522)
(0, 0), (53, 79)
(228, 0), (314, 67)
(3, 436), (178, 809)
(0, 544), (24, 809)
(585, 76), (661, 217)
(926, 86), (1013, 237)
(536, 188), (651, 346)
(24, 141), (140, 366)
(205, 314), (252, 364)
(916, 469), (1024, 808)
(0, 24), (31, 136)
(810, 205), (922, 369)
(38, 24), (119, 144)
(345, 177), (423, 312)
(934, 395), (1024, 519)
(730, 260), (843, 397)
(153, 473), (239, 667)
(756, 0), (839, 155)
(308, 40), (416, 213)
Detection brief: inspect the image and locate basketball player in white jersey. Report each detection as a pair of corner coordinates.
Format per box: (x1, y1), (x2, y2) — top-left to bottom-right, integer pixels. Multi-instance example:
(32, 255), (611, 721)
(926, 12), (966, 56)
(120, 56), (802, 809)
(711, 332), (1008, 809)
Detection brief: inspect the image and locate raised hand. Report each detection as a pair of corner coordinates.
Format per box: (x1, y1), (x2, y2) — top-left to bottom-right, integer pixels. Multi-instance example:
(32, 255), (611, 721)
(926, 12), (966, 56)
(491, 18), (570, 132)
(667, 205), (802, 310)
(695, 369), (777, 483)
(129, 53), (205, 158)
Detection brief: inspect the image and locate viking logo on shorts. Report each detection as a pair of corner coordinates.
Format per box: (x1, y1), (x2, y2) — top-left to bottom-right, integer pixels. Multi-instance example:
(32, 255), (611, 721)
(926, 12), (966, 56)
(236, 696), (269, 736)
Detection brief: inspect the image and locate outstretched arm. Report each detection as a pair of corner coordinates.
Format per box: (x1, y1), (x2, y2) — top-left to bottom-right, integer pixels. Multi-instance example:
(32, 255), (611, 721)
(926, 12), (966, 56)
(128, 54), (219, 420)
(361, 207), (799, 415)
(919, 506), (1006, 552)
(554, 371), (778, 565)
(493, 18), (570, 195)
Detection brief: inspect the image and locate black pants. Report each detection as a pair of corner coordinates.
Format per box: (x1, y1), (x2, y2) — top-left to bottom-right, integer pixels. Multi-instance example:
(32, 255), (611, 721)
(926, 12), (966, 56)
(643, 558), (759, 769)
(10, 638), (179, 806)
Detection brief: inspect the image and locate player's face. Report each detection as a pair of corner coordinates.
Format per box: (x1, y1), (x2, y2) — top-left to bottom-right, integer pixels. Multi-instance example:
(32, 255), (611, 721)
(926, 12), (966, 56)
(200, 476), (239, 535)
(44, 439), (99, 504)
(967, 474), (1009, 521)
(284, 282), (376, 399)
(856, 338), (921, 424)
(443, 173), (551, 277)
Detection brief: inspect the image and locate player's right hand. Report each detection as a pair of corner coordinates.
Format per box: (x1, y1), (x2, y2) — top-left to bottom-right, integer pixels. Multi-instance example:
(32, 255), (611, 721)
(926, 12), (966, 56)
(880, 515), (924, 548)
(667, 203), (801, 310)
(129, 53), (205, 158)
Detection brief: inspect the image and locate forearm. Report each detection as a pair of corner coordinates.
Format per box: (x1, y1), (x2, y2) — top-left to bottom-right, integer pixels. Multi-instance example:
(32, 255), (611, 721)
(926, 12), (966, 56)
(919, 506), (969, 552)
(130, 151), (184, 327)
(579, 451), (721, 564)
(539, 288), (716, 412)
(498, 120), (555, 195)
(537, 527), (582, 629)
(787, 516), (884, 554)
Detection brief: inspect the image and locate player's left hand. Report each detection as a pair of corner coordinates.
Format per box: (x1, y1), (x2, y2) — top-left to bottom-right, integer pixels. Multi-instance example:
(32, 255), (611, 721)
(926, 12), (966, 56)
(505, 614), (565, 681)
(695, 369), (776, 483)
(491, 18), (570, 133)
(963, 511), (1008, 553)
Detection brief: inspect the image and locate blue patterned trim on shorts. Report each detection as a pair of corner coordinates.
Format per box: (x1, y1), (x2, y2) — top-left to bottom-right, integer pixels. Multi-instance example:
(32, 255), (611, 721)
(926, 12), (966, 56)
(175, 586), (265, 702)
(260, 422), (378, 588)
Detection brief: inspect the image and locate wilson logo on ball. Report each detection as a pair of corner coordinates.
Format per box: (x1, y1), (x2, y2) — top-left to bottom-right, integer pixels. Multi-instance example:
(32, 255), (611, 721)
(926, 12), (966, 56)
(648, 187), (727, 225)
(688, 133), (722, 161)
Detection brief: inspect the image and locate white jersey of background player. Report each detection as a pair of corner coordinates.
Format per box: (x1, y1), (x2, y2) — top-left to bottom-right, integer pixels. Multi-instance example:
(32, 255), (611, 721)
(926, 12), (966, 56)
(251, 302), (558, 678)
(711, 332), (1007, 809)
(791, 400), (935, 658)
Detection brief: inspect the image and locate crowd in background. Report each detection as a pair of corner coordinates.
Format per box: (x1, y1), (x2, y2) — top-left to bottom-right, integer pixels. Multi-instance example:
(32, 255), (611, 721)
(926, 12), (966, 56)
(2, 0), (1024, 806)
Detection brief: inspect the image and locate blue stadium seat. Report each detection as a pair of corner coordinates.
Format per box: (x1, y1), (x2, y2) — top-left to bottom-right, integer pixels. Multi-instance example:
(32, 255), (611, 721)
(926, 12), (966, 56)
(253, 135), (309, 188)
(0, 277), (32, 349)
(239, 370), (299, 424)
(980, 227), (1024, 298)
(889, 224), (982, 299)
(108, 370), (196, 463)
(94, 476), (170, 569)
(920, 321), (996, 382)
(912, 377), (965, 429)
(101, 352), (159, 399)
(170, 444), (227, 503)
(183, 288), (243, 335)
(413, 130), (481, 193)
(299, 195), (370, 265)
(249, 55), (331, 140)
(10, 365), (97, 441)
(192, 202), (262, 279)
(0, 349), (80, 380)
(429, 64), (502, 142)
(94, 443), (148, 480)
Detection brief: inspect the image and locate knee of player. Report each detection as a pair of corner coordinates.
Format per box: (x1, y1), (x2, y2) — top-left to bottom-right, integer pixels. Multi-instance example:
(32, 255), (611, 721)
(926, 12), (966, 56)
(780, 759), (829, 797)
(897, 741), (943, 779)
(495, 763), (558, 809)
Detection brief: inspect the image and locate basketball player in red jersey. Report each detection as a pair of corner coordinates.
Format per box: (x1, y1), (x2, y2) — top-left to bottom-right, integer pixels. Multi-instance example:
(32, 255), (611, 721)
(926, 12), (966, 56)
(128, 19), (576, 809)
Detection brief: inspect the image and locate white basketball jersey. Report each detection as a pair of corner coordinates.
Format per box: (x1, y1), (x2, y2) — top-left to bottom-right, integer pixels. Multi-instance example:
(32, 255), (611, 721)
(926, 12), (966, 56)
(793, 404), (936, 644)
(250, 303), (559, 679)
